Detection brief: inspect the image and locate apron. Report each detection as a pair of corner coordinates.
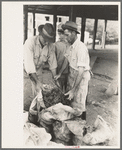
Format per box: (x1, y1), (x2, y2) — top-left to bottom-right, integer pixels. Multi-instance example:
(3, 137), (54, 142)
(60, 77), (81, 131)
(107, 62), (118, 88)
(66, 67), (91, 113)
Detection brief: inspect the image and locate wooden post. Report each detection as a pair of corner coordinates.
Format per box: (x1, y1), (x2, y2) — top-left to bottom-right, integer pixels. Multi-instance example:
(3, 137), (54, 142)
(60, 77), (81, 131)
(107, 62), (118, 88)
(92, 18), (98, 49)
(53, 14), (57, 42)
(69, 6), (76, 22)
(23, 5), (28, 43)
(101, 19), (107, 49)
(33, 12), (36, 35)
(81, 17), (86, 42)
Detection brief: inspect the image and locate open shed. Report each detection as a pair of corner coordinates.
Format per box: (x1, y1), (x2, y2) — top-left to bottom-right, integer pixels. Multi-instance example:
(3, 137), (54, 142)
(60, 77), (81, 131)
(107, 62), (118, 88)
(23, 4), (119, 97)
(23, 5), (118, 49)
(23, 5), (119, 146)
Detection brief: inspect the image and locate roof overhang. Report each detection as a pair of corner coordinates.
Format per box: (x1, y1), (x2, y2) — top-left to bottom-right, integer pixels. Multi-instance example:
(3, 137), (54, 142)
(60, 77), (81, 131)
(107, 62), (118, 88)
(26, 5), (118, 20)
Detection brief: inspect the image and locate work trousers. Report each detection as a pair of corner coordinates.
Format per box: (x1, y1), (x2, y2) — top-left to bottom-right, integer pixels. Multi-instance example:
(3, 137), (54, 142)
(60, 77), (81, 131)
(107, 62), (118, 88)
(58, 74), (68, 93)
(66, 67), (91, 114)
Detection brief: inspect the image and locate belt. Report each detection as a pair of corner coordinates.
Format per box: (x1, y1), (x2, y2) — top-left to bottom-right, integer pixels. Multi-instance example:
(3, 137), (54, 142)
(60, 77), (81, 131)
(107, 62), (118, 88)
(83, 69), (93, 77)
(89, 70), (93, 77)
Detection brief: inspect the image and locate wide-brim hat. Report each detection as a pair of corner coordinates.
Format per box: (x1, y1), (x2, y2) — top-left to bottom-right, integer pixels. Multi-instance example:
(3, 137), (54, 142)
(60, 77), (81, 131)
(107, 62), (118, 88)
(38, 23), (55, 43)
(62, 21), (80, 34)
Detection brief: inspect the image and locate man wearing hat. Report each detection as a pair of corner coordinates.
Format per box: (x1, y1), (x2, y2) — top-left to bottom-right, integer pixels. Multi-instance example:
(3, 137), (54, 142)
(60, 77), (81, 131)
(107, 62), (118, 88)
(54, 23), (69, 92)
(23, 23), (57, 111)
(63, 21), (91, 120)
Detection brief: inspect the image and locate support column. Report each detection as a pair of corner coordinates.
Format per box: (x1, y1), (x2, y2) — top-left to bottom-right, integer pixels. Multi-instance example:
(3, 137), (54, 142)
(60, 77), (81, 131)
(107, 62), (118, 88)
(53, 14), (57, 42)
(69, 6), (76, 22)
(81, 17), (86, 42)
(33, 12), (36, 35)
(92, 18), (98, 49)
(23, 5), (28, 43)
(101, 19), (107, 49)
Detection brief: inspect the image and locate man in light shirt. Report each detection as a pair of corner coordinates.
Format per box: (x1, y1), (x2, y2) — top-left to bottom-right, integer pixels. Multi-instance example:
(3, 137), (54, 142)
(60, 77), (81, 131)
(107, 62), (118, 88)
(54, 23), (69, 92)
(23, 23), (57, 110)
(62, 21), (91, 120)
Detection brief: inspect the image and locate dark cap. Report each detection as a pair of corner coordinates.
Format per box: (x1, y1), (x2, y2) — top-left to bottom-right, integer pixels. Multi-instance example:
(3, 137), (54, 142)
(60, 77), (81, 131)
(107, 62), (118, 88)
(62, 21), (80, 34)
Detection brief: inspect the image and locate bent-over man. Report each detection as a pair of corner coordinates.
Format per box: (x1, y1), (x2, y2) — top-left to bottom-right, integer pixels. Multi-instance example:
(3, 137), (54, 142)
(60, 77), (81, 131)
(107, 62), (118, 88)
(23, 23), (57, 111)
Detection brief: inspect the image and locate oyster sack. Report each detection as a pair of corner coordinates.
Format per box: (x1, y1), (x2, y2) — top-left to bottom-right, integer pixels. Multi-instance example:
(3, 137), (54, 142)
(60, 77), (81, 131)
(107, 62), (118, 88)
(53, 120), (73, 145)
(47, 103), (75, 121)
(23, 122), (51, 146)
(65, 118), (86, 136)
(65, 118), (86, 146)
(28, 90), (45, 125)
(83, 115), (114, 145)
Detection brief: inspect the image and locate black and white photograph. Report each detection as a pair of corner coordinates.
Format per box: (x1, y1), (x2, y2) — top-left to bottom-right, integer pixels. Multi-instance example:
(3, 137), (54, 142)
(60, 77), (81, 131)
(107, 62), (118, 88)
(2, 1), (120, 148)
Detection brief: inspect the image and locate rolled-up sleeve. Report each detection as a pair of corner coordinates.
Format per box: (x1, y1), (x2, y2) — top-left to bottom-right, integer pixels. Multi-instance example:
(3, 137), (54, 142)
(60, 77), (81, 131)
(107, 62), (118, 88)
(23, 38), (36, 74)
(48, 44), (57, 70)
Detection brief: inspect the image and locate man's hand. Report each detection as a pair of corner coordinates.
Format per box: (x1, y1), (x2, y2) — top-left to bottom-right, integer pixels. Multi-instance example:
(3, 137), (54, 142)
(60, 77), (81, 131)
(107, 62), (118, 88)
(29, 73), (44, 93)
(65, 89), (75, 101)
(55, 79), (61, 88)
(35, 82), (44, 94)
(54, 74), (61, 80)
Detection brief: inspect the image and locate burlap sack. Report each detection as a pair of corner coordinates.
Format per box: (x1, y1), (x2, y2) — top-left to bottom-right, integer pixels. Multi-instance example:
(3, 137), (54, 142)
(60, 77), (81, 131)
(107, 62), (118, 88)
(65, 118), (86, 136)
(47, 103), (75, 121)
(38, 109), (56, 133)
(53, 120), (72, 145)
(23, 122), (51, 146)
(65, 118), (86, 146)
(72, 135), (84, 146)
(28, 90), (45, 125)
(83, 115), (114, 145)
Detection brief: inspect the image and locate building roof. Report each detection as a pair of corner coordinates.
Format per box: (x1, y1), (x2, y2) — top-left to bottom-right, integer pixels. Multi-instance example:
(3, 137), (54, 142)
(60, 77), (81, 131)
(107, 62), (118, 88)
(27, 5), (118, 20)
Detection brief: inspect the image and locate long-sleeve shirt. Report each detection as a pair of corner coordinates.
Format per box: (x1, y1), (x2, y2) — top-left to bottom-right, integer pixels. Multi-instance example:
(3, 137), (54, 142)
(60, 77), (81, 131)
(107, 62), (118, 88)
(23, 35), (57, 74)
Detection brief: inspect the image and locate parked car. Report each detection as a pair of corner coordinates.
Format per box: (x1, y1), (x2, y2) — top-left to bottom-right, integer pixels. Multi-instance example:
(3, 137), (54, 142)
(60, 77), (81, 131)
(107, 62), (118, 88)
(87, 38), (100, 45)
